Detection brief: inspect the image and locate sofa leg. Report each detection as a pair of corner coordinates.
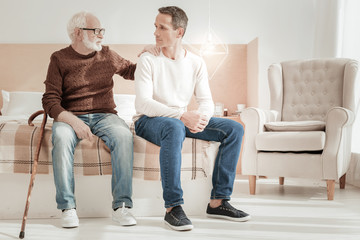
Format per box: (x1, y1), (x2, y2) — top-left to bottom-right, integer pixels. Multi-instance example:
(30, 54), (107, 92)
(326, 180), (335, 200)
(279, 177), (284, 185)
(339, 174), (346, 189)
(249, 175), (256, 195)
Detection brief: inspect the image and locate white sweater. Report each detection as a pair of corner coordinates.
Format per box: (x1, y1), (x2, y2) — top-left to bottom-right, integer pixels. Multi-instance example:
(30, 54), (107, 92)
(134, 50), (214, 121)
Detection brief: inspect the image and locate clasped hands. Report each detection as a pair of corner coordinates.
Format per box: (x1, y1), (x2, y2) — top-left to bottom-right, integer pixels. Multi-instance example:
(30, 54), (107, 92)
(180, 111), (209, 133)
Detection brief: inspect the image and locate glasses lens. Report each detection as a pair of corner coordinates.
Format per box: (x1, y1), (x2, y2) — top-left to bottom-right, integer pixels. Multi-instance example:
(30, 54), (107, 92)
(93, 28), (105, 35)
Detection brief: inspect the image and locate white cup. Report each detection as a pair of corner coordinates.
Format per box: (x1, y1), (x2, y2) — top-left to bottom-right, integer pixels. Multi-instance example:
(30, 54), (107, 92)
(237, 104), (246, 111)
(214, 102), (224, 117)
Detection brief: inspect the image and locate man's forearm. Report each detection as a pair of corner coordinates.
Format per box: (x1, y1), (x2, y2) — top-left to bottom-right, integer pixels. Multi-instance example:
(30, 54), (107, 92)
(56, 111), (78, 126)
(135, 98), (184, 119)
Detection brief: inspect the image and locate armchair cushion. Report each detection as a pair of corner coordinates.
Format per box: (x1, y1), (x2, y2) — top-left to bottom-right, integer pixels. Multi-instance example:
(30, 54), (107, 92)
(264, 120), (325, 131)
(256, 131), (326, 151)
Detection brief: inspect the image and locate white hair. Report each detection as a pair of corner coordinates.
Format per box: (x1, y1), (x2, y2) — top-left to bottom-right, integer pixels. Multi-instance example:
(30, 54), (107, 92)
(67, 11), (92, 43)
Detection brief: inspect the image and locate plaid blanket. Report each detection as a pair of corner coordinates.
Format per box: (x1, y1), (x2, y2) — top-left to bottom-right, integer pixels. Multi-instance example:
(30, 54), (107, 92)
(0, 120), (219, 180)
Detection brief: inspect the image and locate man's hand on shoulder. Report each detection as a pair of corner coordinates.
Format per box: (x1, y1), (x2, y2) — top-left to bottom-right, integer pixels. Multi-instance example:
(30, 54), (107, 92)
(138, 44), (161, 57)
(180, 111), (209, 133)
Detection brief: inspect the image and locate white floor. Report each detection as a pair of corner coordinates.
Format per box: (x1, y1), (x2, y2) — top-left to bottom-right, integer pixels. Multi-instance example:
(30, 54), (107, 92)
(1, 178), (360, 240)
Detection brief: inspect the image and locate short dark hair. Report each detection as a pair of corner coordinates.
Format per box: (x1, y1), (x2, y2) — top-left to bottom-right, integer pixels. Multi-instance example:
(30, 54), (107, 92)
(158, 6), (188, 37)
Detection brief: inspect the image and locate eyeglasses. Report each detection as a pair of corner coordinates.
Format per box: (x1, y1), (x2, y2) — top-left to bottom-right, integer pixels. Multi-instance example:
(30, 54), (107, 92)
(80, 28), (105, 35)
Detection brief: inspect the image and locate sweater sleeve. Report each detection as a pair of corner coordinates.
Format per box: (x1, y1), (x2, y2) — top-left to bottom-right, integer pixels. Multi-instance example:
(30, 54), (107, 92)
(194, 58), (214, 119)
(42, 54), (66, 119)
(134, 54), (184, 119)
(110, 49), (137, 80)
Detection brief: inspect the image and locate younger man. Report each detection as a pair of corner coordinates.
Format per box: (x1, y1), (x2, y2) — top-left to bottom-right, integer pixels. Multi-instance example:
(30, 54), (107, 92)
(134, 6), (250, 231)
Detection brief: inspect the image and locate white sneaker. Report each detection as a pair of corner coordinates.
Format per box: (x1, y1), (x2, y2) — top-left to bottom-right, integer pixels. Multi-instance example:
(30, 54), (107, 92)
(61, 209), (79, 228)
(112, 202), (137, 226)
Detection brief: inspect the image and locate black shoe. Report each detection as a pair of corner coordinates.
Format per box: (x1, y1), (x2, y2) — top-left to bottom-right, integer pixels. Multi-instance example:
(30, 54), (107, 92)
(164, 205), (193, 231)
(206, 200), (251, 222)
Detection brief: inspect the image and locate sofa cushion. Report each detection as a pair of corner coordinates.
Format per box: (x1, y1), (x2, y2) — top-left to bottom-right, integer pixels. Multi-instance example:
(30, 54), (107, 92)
(256, 131), (325, 151)
(264, 121), (325, 131)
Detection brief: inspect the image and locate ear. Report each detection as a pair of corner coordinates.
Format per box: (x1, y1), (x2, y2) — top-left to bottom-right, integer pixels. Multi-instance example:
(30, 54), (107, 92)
(74, 28), (83, 41)
(177, 27), (185, 38)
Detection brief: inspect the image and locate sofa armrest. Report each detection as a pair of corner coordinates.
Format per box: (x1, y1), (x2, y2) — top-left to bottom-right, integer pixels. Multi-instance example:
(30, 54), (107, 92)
(323, 107), (355, 179)
(240, 108), (277, 175)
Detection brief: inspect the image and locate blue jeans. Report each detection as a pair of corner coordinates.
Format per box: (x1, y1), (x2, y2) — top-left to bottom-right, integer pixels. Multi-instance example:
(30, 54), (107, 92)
(52, 113), (133, 210)
(135, 116), (243, 208)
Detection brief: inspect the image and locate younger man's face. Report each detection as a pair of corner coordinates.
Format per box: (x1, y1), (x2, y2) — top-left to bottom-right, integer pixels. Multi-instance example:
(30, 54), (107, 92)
(154, 13), (181, 48)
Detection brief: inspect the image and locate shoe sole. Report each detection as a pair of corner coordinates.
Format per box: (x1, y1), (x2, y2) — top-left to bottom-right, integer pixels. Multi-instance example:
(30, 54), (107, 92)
(62, 221), (79, 228)
(112, 217), (137, 226)
(206, 213), (251, 222)
(165, 221), (193, 231)
(62, 225), (79, 228)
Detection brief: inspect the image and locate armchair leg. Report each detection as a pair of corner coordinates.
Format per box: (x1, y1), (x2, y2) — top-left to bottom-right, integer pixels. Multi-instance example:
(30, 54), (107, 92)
(339, 174), (346, 189)
(326, 180), (335, 200)
(249, 175), (256, 195)
(279, 177), (284, 185)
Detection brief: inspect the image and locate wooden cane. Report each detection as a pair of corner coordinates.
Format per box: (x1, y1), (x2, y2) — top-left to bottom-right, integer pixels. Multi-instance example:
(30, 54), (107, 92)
(19, 110), (48, 239)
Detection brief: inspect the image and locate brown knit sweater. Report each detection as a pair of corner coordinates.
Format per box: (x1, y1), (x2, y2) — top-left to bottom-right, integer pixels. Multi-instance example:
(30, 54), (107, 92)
(42, 45), (136, 119)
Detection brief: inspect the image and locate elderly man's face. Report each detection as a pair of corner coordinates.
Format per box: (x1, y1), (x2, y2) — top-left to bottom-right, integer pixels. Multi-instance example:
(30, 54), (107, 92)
(81, 15), (103, 52)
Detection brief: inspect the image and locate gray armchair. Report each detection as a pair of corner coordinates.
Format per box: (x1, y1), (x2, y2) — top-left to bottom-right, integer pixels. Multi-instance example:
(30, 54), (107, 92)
(241, 58), (359, 200)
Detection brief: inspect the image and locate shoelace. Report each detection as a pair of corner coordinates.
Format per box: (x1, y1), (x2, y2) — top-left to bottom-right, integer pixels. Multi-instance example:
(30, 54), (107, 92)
(121, 202), (128, 215)
(223, 201), (248, 216)
(223, 201), (235, 209)
(221, 201), (239, 213)
(64, 209), (77, 217)
(171, 206), (187, 220)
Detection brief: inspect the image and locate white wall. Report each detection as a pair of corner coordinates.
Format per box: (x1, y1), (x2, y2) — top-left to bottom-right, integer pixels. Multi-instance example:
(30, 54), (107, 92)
(0, 0), (335, 108)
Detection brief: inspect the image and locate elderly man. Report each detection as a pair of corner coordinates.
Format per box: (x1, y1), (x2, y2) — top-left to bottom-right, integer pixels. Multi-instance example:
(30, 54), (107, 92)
(134, 6), (251, 231)
(42, 11), (153, 228)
